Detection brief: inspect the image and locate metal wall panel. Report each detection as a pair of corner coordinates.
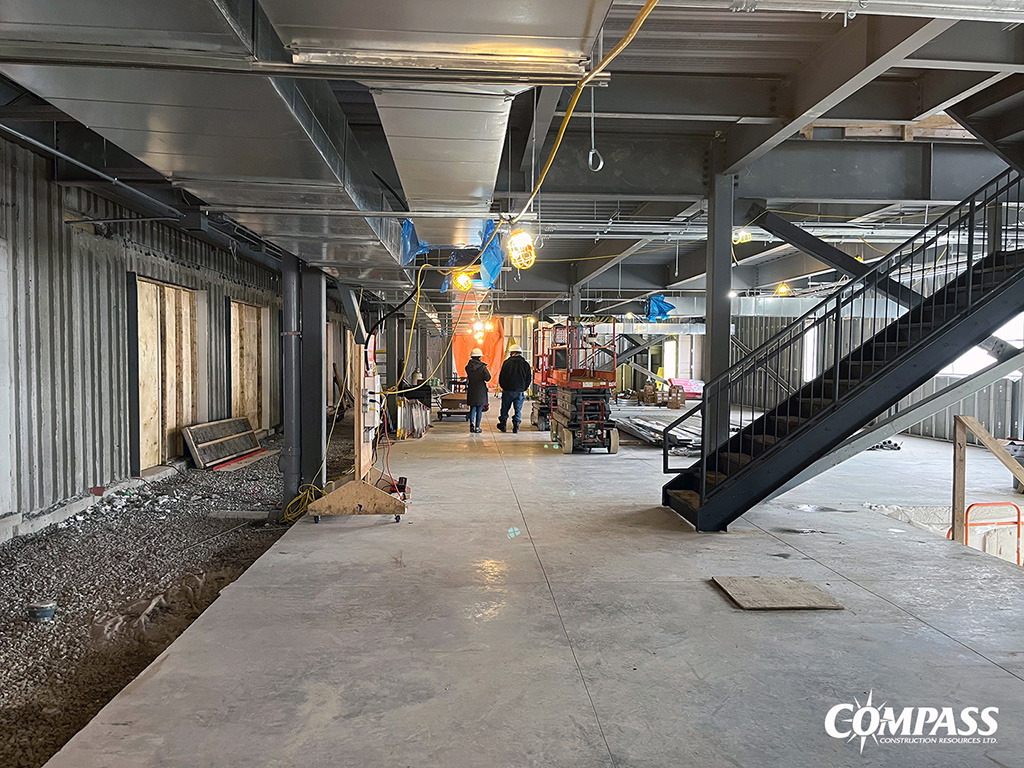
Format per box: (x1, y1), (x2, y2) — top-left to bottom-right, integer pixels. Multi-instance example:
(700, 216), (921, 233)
(730, 316), (804, 408)
(893, 375), (1021, 446)
(0, 137), (281, 524)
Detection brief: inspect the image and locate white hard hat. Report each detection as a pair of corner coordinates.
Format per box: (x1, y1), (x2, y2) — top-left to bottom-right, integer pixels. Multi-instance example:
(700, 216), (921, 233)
(470, 348), (484, 357)
(510, 344), (523, 353)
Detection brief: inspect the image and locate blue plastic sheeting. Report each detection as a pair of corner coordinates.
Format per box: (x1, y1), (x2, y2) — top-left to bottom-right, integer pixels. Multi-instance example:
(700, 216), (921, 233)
(646, 294), (675, 322)
(401, 219), (429, 266)
(440, 221), (504, 292)
(477, 220), (503, 288)
(440, 250), (458, 293)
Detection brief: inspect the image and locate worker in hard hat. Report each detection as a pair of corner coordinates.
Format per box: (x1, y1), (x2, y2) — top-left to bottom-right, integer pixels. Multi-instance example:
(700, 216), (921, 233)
(497, 344), (532, 434)
(464, 348), (490, 434)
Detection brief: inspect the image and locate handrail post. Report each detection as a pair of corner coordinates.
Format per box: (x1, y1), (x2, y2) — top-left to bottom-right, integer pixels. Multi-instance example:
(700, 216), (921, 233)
(831, 297), (841, 402)
(700, 395), (708, 502)
(966, 199), (976, 304)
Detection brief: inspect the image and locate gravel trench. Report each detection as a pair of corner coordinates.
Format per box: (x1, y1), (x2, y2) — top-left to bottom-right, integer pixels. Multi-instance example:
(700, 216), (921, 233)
(0, 430), (353, 768)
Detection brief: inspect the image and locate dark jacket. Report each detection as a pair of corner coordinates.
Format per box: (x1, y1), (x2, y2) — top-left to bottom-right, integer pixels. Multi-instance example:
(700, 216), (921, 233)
(499, 354), (532, 392)
(464, 358), (491, 406)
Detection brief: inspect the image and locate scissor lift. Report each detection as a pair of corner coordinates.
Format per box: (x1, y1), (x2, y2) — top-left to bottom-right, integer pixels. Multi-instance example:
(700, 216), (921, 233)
(530, 325), (558, 432)
(545, 322), (620, 454)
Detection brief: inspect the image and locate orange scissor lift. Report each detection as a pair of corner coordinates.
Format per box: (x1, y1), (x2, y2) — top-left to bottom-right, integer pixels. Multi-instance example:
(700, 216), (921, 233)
(545, 321), (620, 454)
(530, 324), (559, 432)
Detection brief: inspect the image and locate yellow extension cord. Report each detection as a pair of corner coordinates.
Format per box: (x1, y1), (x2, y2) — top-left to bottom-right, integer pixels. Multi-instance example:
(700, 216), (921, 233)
(282, 2), (663, 521)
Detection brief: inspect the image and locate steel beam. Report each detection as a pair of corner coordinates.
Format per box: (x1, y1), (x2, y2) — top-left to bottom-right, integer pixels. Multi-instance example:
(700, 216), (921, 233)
(771, 347), (1024, 498)
(599, 335), (668, 370)
(0, 38), (597, 86)
(521, 86), (563, 173)
(498, 132), (1007, 204)
(752, 208), (918, 306)
(627, 360), (669, 385)
(723, 17), (957, 173)
(335, 284), (367, 345)
(573, 201), (703, 286)
(906, 21), (1024, 74)
(914, 70), (1011, 121)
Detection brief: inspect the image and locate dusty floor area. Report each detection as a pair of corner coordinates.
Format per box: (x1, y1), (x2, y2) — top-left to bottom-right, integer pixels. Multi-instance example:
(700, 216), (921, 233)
(39, 412), (1024, 768)
(0, 427), (354, 768)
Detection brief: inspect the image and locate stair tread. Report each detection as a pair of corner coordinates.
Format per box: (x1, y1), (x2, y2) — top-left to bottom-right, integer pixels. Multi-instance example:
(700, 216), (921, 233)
(666, 237), (1024, 532)
(667, 488), (701, 511)
(719, 452), (753, 466)
(771, 415), (805, 425)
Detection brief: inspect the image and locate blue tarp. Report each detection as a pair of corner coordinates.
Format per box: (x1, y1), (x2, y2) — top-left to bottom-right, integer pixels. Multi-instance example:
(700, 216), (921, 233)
(646, 294), (675, 322)
(401, 219), (430, 266)
(441, 221), (503, 292)
(477, 220), (503, 288)
(440, 250), (458, 292)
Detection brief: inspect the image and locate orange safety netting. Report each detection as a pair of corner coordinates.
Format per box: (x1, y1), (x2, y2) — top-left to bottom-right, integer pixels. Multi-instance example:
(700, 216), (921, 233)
(453, 317), (505, 390)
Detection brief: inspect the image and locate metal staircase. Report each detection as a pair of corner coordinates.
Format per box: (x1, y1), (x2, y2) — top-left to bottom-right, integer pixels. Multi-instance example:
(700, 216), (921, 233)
(663, 168), (1024, 531)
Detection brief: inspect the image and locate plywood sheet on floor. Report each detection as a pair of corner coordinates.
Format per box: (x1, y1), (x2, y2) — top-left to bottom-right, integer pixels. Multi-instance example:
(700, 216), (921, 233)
(712, 576), (843, 610)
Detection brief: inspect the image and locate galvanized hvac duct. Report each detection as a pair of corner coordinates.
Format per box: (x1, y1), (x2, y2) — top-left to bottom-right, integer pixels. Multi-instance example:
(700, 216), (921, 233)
(615, 0), (1024, 23)
(259, 0), (615, 248)
(0, 0), (409, 288)
(370, 84), (526, 248)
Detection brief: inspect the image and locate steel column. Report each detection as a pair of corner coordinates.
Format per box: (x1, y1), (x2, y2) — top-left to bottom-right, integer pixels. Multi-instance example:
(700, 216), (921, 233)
(397, 316), (408, 383)
(385, 315), (400, 389)
(300, 266), (326, 489)
(706, 150), (736, 448)
(277, 253), (302, 518)
(706, 166), (734, 371)
(442, 316), (454, 384)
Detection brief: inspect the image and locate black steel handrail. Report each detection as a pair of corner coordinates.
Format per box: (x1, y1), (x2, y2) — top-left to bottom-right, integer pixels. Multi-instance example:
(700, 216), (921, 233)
(698, 167), (1017, 397)
(663, 400), (703, 474)
(663, 167), (1024, 507)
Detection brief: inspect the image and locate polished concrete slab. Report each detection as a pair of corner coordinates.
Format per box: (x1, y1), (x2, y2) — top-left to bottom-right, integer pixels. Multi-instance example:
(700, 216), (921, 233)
(45, 410), (1024, 768)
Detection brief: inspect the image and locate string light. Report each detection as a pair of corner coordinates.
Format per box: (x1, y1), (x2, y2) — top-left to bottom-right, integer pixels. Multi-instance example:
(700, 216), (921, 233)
(473, 321), (484, 331)
(506, 229), (536, 270)
(453, 271), (473, 291)
(485, 321), (494, 331)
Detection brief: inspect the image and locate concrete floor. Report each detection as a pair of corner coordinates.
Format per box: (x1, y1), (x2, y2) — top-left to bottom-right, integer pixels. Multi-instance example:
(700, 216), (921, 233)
(45, 409), (1024, 767)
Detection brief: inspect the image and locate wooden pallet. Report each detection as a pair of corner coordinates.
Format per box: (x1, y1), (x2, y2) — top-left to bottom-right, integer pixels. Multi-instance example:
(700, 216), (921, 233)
(182, 417), (260, 469)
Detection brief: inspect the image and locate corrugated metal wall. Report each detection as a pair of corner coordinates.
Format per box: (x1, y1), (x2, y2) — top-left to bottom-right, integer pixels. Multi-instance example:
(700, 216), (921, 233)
(730, 316), (803, 407)
(0, 137), (282, 523)
(889, 375), (1021, 446)
(732, 313), (1024, 444)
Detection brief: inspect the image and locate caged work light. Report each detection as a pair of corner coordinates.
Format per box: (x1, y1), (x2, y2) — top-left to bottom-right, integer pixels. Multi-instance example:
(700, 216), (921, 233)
(453, 271), (474, 291)
(506, 229), (536, 270)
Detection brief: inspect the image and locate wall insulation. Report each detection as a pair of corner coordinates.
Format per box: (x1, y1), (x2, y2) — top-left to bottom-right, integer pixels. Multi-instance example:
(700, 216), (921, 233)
(0, 137), (282, 534)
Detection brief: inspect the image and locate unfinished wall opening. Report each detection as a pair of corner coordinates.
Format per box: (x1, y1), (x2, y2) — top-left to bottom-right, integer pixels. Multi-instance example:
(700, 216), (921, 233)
(136, 278), (200, 470)
(229, 300), (270, 432)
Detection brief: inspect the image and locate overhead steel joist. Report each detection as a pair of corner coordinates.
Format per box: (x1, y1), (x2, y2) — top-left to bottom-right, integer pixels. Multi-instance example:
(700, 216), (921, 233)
(500, 133), (1008, 205)
(722, 16), (958, 173)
